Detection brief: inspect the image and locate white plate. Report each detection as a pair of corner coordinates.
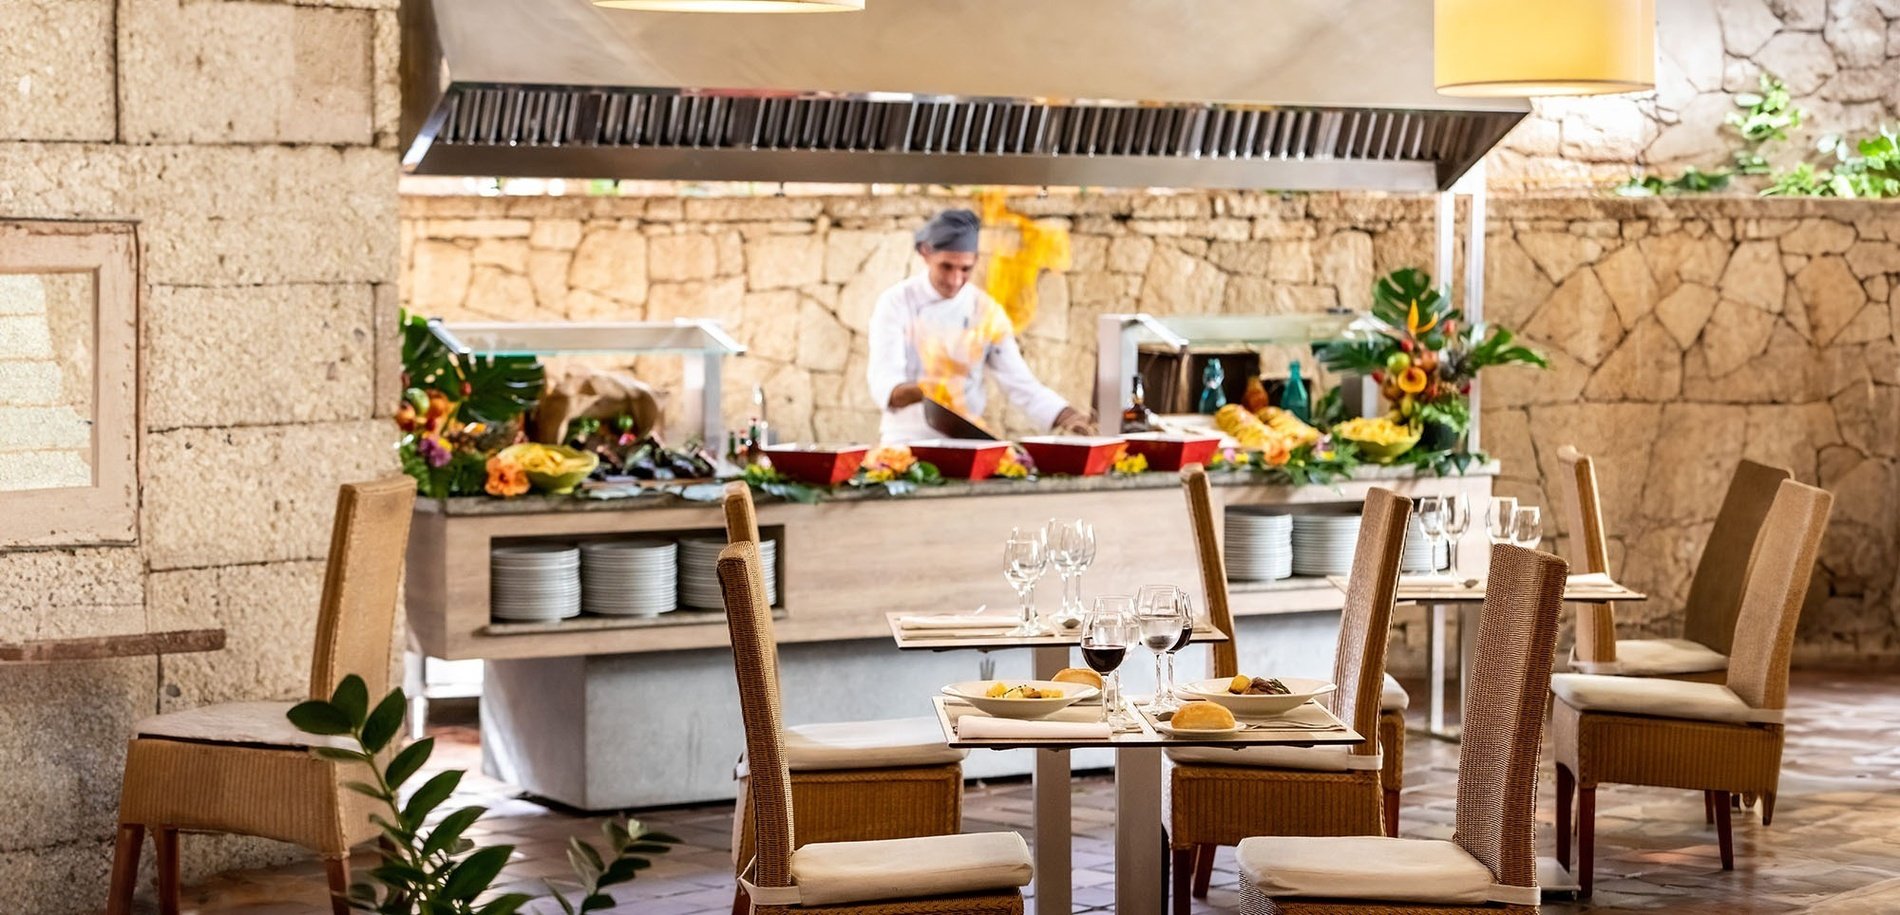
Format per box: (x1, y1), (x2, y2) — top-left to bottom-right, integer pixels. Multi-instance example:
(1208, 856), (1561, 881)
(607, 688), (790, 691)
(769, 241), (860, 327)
(1178, 677), (1336, 716)
(941, 680), (1099, 719)
(1155, 721), (1242, 738)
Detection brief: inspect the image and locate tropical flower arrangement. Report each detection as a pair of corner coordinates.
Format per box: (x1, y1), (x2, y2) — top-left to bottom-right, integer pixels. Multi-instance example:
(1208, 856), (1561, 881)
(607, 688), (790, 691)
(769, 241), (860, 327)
(740, 446), (944, 504)
(396, 311), (546, 499)
(1111, 452), (1150, 476)
(1313, 267), (1546, 469)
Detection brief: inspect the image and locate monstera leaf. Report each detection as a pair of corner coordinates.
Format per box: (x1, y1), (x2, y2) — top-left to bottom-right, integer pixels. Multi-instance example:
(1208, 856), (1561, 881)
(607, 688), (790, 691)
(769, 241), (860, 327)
(455, 353), (545, 425)
(401, 311), (457, 392)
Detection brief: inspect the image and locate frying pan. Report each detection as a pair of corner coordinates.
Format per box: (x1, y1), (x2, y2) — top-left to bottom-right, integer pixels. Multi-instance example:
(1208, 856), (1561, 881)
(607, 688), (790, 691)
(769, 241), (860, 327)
(923, 397), (999, 441)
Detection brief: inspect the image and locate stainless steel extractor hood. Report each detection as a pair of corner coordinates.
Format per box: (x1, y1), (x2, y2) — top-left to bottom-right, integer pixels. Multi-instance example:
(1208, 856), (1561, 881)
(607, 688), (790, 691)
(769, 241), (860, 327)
(400, 0), (1530, 191)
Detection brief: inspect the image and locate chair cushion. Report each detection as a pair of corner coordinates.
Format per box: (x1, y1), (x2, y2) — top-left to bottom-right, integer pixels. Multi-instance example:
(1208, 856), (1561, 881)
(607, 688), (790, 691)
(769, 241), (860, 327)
(1166, 743), (1378, 772)
(134, 701), (354, 750)
(1550, 673), (1781, 724)
(1238, 835), (1511, 904)
(1381, 674), (1409, 712)
(785, 717), (967, 771)
(1612, 638), (1729, 676)
(789, 831), (1032, 905)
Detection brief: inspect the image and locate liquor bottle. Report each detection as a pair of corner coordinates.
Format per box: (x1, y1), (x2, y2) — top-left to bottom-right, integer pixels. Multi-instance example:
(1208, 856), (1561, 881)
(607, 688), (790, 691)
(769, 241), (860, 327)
(1120, 374), (1158, 433)
(1197, 360), (1227, 414)
(1282, 360), (1312, 423)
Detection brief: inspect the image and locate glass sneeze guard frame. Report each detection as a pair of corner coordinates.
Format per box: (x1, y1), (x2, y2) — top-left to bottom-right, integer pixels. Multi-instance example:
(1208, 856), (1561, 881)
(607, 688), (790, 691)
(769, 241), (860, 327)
(431, 319), (747, 447)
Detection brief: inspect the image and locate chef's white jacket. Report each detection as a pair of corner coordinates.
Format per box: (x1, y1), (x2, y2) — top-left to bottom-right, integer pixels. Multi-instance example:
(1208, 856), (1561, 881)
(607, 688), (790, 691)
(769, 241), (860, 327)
(865, 274), (1068, 444)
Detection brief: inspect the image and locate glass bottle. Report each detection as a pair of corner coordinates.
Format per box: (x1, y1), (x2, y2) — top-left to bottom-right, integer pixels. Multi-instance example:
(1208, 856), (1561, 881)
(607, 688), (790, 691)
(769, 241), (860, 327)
(1197, 359), (1227, 414)
(1121, 374), (1158, 432)
(1282, 360), (1311, 423)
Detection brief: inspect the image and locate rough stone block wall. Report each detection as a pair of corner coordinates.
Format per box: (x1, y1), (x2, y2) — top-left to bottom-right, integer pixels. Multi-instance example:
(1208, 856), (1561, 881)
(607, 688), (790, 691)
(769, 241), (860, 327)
(0, 0), (399, 908)
(403, 191), (1898, 673)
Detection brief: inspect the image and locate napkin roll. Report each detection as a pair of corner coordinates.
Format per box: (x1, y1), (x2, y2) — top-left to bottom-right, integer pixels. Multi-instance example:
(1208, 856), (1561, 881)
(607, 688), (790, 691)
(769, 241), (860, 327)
(955, 717), (1112, 740)
(898, 614), (1011, 630)
(1566, 572), (1616, 587)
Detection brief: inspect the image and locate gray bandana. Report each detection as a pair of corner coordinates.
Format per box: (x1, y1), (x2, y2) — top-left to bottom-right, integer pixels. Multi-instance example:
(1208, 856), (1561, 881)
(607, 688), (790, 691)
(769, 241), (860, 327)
(914, 208), (981, 253)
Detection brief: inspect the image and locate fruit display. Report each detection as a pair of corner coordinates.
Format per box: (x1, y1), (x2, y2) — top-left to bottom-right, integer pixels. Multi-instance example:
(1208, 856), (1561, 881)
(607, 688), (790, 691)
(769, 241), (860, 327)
(495, 443), (599, 495)
(1256, 406), (1321, 448)
(1213, 404), (1295, 465)
(1332, 416), (1422, 463)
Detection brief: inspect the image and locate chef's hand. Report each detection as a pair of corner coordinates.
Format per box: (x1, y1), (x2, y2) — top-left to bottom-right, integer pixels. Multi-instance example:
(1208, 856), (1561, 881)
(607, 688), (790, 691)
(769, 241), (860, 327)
(888, 383), (925, 409)
(1053, 406), (1097, 436)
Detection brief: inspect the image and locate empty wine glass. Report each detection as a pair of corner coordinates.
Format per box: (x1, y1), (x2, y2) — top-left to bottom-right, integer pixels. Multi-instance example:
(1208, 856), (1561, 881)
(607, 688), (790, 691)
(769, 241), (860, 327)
(1044, 518), (1093, 631)
(1003, 529), (1050, 637)
(1487, 496), (1518, 545)
(1082, 595), (1137, 727)
(1135, 584), (1188, 712)
(1511, 506), (1543, 550)
(1443, 490), (1472, 576)
(1417, 496), (1448, 578)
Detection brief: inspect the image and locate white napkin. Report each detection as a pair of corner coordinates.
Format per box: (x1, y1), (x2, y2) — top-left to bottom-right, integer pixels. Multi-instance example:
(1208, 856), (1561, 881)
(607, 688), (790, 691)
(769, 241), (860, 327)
(956, 717), (1113, 740)
(1233, 701), (1343, 731)
(1566, 572), (1617, 588)
(898, 614), (1012, 630)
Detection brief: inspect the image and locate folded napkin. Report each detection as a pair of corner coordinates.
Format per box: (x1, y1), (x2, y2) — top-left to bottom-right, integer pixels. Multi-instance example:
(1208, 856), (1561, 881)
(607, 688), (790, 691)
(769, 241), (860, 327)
(1566, 572), (1617, 588)
(956, 716), (1113, 740)
(898, 614), (1012, 630)
(1236, 701), (1341, 731)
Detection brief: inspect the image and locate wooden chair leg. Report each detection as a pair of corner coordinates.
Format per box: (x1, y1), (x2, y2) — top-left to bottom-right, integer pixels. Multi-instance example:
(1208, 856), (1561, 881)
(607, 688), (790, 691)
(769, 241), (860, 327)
(1170, 848), (1195, 915)
(1190, 843), (1216, 899)
(1703, 790), (1715, 825)
(1383, 788), (1400, 837)
(154, 827), (181, 915)
(105, 824), (145, 915)
(1555, 764), (1574, 870)
(1761, 792), (1776, 827)
(324, 856), (352, 915)
(1713, 790), (1735, 871)
(731, 888), (750, 915)
(1578, 786), (1596, 898)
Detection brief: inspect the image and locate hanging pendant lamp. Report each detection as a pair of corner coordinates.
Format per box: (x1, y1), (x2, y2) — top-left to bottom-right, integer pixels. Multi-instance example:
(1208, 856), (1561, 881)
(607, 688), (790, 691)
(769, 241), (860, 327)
(1435, 0), (1654, 97)
(593, 0), (862, 11)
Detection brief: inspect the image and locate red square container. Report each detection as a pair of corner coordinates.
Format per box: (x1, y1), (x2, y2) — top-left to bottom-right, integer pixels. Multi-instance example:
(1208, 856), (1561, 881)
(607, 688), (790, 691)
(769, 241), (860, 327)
(762, 443), (870, 486)
(908, 439), (1011, 481)
(1120, 433), (1222, 472)
(1018, 436), (1127, 476)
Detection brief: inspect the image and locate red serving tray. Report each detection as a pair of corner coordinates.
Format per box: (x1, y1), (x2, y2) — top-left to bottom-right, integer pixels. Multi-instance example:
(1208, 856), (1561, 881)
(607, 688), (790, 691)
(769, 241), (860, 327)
(1018, 436), (1127, 476)
(909, 439), (1011, 481)
(1120, 433), (1222, 472)
(762, 444), (870, 486)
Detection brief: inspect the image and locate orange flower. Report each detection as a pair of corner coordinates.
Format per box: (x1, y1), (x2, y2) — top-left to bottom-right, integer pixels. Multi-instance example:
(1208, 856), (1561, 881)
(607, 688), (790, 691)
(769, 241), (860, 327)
(1405, 299), (1439, 336)
(485, 455), (529, 498)
(1397, 366), (1429, 394)
(864, 445), (916, 475)
(1262, 441), (1292, 467)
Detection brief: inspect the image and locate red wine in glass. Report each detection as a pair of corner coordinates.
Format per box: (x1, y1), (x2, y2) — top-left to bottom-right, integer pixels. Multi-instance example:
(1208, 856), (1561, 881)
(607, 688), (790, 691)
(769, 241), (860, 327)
(1081, 641), (1127, 673)
(1170, 624), (1194, 652)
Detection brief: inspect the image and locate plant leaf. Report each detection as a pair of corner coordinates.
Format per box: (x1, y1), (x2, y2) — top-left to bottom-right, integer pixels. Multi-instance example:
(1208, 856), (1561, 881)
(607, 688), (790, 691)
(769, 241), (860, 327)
(287, 700), (355, 737)
(368, 863), (429, 887)
(440, 844), (513, 902)
(476, 894), (534, 915)
(421, 805), (487, 859)
(330, 675), (371, 729)
(312, 747), (369, 764)
(343, 780), (387, 800)
(457, 354), (546, 424)
(361, 690), (408, 755)
(384, 737), (434, 790)
(401, 770), (463, 830)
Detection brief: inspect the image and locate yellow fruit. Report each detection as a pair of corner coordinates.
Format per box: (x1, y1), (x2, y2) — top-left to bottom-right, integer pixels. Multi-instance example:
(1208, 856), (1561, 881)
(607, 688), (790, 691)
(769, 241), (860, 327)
(986, 682), (1008, 698)
(1228, 674), (1252, 694)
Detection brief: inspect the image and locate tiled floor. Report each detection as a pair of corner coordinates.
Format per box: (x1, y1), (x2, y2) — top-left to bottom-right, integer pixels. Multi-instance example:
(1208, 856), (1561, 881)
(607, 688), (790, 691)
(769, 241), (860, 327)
(153, 672), (1900, 914)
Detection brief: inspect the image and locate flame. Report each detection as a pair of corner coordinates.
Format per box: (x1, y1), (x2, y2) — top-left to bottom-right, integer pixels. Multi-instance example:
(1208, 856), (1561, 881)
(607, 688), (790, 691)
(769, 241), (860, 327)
(978, 191), (1072, 334)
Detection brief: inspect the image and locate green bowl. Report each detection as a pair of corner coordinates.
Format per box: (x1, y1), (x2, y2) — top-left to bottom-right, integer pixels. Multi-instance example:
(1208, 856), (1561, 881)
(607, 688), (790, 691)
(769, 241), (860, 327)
(499, 444), (599, 495)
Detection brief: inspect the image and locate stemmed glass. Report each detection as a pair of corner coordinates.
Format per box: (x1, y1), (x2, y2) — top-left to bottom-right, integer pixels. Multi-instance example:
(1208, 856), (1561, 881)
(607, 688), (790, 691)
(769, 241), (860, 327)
(1136, 585), (1189, 712)
(1511, 506), (1543, 550)
(1487, 497), (1519, 545)
(1417, 496), (1448, 579)
(1003, 529), (1050, 637)
(1082, 595), (1138, 727)
(1443, 491), (1472, 577)
(1044, 519), (1095, 631)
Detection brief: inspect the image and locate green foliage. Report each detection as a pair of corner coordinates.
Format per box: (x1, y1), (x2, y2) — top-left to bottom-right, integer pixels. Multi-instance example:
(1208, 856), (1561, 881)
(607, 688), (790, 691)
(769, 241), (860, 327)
(399, 437), (488, 500)
(1391, 448), (1490, 477)
(288, 675), (678, 914)
(1456, 325), (1547, 375)
(1765, 127), (1900, 199)
(741, 463), (824, 504)
(1729, 73), (1803, 172)
(1614, 166), (1732, 197)
(1415, 396), (1469, 432)
(1259, 442), (1360, 487)
(399, 310), (546, 425)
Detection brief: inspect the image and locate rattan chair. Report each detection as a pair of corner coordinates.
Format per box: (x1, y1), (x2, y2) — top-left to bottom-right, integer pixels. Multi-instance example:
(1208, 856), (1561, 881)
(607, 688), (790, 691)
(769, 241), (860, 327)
(724, 482), (968, 914)
(1558, 449), (1791, 679)
(1551, 479), (1832, 896)
(1234, 543), (1568, 915)
(716, 540), (1032, 913)
(1171, 470), (1412, 913)
(106, 476), (418, 915)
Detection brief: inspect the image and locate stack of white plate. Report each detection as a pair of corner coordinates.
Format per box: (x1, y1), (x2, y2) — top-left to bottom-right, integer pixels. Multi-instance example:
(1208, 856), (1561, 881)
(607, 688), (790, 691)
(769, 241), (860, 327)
(679, 537), (779, 611)
(490, 544), (581, 622)
(580, 540), (678, 616)
(1291, 514), (1361, 577)
(1224, 510), (1293, 581)
(1400, 518), (1452, 574)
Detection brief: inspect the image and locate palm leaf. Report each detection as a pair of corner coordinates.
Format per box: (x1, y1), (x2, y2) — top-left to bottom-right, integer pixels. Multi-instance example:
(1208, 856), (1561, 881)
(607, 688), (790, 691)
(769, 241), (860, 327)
(455, 353), (545, 424)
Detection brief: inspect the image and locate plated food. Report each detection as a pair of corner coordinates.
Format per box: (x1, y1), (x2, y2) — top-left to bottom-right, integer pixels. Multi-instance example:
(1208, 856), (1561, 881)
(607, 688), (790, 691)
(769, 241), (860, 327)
(1228, 675), (1293, 695)
(942, 679), (1098, 719)
(1180, 675), (1336, 716)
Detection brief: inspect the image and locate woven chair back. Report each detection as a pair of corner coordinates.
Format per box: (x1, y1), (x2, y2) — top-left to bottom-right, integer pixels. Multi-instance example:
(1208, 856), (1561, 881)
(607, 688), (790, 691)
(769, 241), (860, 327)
(1725, 480), (1833, 711)
(717, 541), (796, 889)
(1454, 543), (1567, 890)
(1555, 447), (1611, 575)
(307, 475), (417, 702)
(724, 480), (762, 545)
(1331, 488), (1410, 753)
(1180, 465), (1239, 679)
(1682, 460), (1794, 654)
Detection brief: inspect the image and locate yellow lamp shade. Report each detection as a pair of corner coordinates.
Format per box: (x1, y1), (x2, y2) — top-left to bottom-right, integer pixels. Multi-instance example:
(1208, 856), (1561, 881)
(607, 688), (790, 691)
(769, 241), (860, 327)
(594, 0), (861, 10)
(1436, 0), (1654, 97)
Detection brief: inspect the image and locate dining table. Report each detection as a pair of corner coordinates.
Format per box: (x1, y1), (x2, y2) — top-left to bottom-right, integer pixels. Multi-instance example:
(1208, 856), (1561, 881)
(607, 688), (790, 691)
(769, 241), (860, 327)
(888, 613), (1361, 915)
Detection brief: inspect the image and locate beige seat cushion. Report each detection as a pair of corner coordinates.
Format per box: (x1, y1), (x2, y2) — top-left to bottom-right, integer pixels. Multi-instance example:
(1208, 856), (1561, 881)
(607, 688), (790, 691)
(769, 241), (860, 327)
(1238, 835), (1514, 904)
(1612, 638), (1729, 676)
(789, 831), (1032, 905)
(785, 717), (967, 771)
(1381, 673), (1409, 712)
(1550, 673), (1780, 724)
(134, 701), (353, 750)
(1166, 743), (1378, 772)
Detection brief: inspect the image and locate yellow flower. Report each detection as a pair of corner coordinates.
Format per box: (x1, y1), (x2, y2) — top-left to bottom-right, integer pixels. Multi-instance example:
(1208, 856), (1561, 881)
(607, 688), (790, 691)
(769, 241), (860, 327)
(1397, 366), (1429, 394)
(995, 456), (1029, 479)
(864, 467), (895, 483)
(1113, 453), (1149, 476)
(1406, 299), (1439, 336)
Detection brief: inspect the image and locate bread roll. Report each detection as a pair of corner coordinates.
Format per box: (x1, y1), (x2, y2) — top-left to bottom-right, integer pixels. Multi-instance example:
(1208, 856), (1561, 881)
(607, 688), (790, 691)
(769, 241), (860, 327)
(1052, 668), (1104, 690)
(1171, 702), (1236, 730)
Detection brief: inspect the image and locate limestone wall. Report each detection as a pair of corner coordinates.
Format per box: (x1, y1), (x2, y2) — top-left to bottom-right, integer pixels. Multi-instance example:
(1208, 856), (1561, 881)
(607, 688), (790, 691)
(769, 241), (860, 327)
(0, 0), (400, 907)
(403, 191), (1899, 670)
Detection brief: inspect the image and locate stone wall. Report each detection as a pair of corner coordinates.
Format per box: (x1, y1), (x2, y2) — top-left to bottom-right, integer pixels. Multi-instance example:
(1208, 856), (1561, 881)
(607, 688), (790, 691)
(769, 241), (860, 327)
(403, 191), (1899, 670)
(0, 0), (400, 908)
(1489, 0), (1900, 190)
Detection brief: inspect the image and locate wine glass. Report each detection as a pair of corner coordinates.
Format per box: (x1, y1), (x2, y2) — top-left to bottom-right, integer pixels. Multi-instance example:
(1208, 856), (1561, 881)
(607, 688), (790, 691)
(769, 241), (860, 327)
(1082, 596), (1137, 727)
(1044, 519), (1092, 631)
(1487, 496), (1518, 545)
(1003, 529), (1050, 637)
(1165, 590), (1198, 710)
(1443, 490), (1472, 577)
(1417, 496), (1447, 578)
(1136, 584), (1188, 712)
(1511, 506), (1543, 550)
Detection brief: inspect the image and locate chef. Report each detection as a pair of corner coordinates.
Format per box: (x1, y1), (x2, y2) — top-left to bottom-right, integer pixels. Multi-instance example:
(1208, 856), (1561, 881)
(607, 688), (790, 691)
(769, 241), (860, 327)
(866, 208), (1095, 444)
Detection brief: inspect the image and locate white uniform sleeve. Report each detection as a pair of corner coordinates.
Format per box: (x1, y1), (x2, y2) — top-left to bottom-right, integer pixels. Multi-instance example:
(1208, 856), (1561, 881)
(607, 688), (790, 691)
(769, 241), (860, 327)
(984, 309), (1070, 431)
(865, 287), (910, 410)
